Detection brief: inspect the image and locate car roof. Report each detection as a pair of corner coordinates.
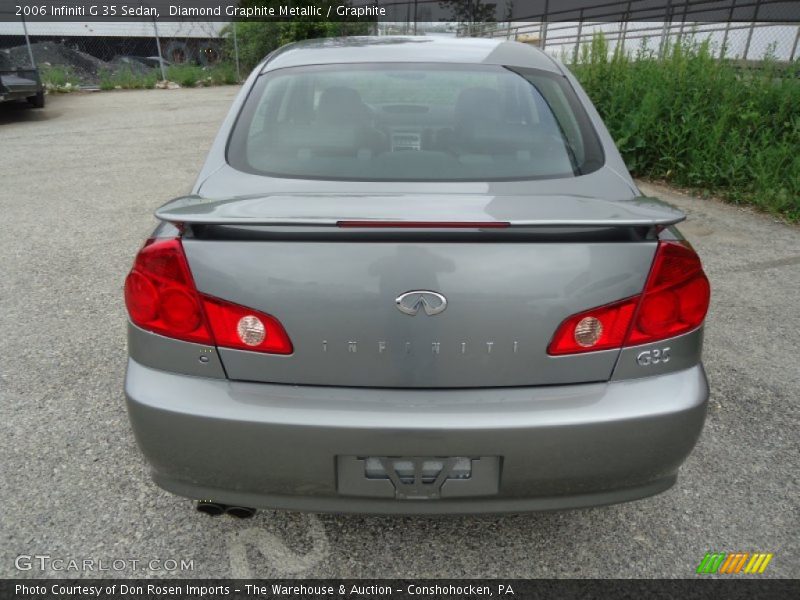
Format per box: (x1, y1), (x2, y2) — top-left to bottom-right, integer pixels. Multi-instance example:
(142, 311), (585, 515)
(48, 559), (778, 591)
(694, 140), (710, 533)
(261, 36), (563, 74)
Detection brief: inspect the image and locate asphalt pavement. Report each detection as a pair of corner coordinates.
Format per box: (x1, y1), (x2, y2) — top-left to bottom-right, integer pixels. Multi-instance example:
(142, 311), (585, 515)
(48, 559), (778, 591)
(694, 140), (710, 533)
(0, 88), (797, 578)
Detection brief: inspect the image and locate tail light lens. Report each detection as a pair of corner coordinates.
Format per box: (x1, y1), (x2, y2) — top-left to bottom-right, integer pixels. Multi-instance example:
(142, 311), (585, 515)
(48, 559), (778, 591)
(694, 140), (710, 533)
(625, 241), (710, 345)
(124, 239), (212, 344)
(124, 238), (293, 354)
(202, 295), (293, 354)
(547, 297), (639, 355)
(548, 241), (710, 355)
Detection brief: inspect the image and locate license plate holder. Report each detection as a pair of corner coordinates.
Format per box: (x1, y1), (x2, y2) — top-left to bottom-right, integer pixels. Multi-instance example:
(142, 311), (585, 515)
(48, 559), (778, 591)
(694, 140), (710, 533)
(337, 456), (500, 500)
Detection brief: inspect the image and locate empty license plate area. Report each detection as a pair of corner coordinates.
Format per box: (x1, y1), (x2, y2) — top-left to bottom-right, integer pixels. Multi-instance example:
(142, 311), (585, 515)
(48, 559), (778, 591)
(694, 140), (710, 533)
(337, 456), (501, 500)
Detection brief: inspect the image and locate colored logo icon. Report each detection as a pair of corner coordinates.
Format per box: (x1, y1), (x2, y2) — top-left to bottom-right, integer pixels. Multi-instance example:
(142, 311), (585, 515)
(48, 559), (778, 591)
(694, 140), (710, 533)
(696, 552), (774, 574)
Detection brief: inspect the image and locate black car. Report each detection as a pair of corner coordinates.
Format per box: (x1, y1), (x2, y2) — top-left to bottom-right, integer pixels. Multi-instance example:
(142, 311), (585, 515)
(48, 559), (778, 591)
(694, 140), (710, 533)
(0, 52), (45, 108)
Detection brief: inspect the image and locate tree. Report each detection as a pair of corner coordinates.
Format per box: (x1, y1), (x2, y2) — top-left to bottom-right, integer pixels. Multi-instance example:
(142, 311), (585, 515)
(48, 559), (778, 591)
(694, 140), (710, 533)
(224, 1), (373, 70)
(439, 0), (497, 36)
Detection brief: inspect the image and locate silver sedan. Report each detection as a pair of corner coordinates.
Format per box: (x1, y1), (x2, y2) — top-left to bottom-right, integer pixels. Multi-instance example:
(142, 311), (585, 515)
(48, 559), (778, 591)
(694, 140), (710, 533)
(123, 37), (710, 515)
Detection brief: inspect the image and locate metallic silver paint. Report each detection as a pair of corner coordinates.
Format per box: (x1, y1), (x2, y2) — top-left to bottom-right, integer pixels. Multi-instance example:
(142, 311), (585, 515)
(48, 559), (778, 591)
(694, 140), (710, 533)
(127, 322), (226, 379)
(156, 193), (685, 228)
(156, 473), (677, 514)
(262, 37), (563, 74)
(612, 327), (704, 381)
(125, 359), (708, 514)
(182, 239), (656, 387)
(124, 37), (710, 512)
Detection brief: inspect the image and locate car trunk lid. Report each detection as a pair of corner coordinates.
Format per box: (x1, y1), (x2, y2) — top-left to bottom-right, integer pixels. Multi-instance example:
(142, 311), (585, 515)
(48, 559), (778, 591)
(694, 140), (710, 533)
(169, 193), (680, 388)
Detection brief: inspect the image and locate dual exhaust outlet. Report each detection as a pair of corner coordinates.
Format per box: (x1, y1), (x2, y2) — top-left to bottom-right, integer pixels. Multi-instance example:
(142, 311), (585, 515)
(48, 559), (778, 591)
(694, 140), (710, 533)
(196, 500), (256, 519)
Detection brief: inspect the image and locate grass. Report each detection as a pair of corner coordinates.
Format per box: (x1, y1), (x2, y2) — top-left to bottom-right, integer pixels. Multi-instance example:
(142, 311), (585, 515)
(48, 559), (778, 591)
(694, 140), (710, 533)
(166, 63), (239, 87)
(40, 65), (81, 92)
(571, 34), (800, 221)
(98, 63), (239, 91)
(99, 66), (158, 90)
(36, 57), (238, 91)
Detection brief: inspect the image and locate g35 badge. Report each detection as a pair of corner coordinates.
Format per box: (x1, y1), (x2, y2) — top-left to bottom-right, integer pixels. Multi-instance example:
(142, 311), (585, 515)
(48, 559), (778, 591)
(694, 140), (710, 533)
(636, 347), (671, 366)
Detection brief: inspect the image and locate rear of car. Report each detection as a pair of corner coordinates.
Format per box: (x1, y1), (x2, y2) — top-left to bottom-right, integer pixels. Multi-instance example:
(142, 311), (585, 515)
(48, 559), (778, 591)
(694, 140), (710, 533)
(0, 52), (44, 108)
(123, 38), (710, 514)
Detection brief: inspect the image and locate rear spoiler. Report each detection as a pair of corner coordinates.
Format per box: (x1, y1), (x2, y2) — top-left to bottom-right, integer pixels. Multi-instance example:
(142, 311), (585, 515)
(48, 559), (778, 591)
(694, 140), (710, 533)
(155, 193), (685, 229)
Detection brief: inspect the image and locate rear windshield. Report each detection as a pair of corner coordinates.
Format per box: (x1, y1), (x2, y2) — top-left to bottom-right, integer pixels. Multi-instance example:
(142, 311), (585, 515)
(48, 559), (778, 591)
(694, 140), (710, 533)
(227, 63), (604, 181)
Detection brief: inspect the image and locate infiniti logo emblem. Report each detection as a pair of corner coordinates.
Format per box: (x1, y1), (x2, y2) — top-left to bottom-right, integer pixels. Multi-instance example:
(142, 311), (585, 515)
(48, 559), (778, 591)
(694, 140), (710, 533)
(395, 290), (448, 316)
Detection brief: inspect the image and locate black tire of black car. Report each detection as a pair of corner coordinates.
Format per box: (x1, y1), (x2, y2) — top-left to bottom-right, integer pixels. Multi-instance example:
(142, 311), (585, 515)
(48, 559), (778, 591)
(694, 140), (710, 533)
(28, 91), (45, 108)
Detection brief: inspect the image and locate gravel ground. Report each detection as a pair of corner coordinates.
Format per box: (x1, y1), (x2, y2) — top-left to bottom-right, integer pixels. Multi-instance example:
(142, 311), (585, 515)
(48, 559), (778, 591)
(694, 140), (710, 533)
(0, 89), (797, 579)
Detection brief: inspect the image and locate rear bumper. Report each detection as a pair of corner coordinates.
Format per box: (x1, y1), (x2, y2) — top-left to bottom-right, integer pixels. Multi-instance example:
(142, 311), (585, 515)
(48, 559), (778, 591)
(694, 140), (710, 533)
(124, 359), (708, 514)
(0, 89), (37, 102)
(0, 72), (41, 102)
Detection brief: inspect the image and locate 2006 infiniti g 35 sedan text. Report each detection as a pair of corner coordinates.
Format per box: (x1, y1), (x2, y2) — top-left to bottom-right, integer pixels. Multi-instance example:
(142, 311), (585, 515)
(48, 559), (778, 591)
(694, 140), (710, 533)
(123, 37), (710, 515)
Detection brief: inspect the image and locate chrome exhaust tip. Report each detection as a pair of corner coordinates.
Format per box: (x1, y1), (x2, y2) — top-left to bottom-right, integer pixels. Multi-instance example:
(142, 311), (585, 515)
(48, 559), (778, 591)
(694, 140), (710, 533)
(195, 500), (226, 516)
(225, 506), (256, 519)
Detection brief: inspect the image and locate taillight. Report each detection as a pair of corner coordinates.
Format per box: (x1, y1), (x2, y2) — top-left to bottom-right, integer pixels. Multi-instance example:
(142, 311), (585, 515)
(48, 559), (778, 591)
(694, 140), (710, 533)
(547, 296), (639, 355)
(625, 241), (710, 345)
(548, 241), (710, 355)
(124, 239), (213, 344)
(124, 238), (293, 354)
(202, 295), (293, 354)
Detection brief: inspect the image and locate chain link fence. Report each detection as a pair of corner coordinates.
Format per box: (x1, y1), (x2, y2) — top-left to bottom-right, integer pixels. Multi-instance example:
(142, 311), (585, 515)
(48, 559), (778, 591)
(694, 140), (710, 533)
(2, 0), (798, 91)
(463, 0), (800, 63)
(0, 7), (240, 89)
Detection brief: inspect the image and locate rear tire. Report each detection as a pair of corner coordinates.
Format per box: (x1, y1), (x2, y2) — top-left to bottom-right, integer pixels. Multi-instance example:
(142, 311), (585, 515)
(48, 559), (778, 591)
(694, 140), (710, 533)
(197, 42), (221, 66)
(28, 91), (45, 109)
(165, 41), (190, 64)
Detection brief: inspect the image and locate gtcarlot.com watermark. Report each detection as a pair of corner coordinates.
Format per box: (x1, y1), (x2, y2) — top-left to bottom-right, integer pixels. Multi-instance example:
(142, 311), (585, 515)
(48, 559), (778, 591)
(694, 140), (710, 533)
(15, 554), (194, 573)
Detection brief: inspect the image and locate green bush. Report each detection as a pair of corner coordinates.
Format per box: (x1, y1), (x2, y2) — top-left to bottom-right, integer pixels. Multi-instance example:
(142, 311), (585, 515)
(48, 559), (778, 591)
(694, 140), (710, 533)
(571, 34), (800, 221)
(165, 63), (241, 87)
(40, 65), (81, 91)
(97, 64), (238, 90)
(99, 66), (159, 90)
(223, 2), (373, 72)
(166, 64), (202, 87)
(209, 62), (239, 85)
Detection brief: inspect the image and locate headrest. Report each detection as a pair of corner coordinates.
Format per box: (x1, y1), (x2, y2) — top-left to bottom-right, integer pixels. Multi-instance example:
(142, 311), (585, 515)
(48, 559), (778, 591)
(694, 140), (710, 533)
(455, 87), (502, 126)
(317, 86), (369, 123)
